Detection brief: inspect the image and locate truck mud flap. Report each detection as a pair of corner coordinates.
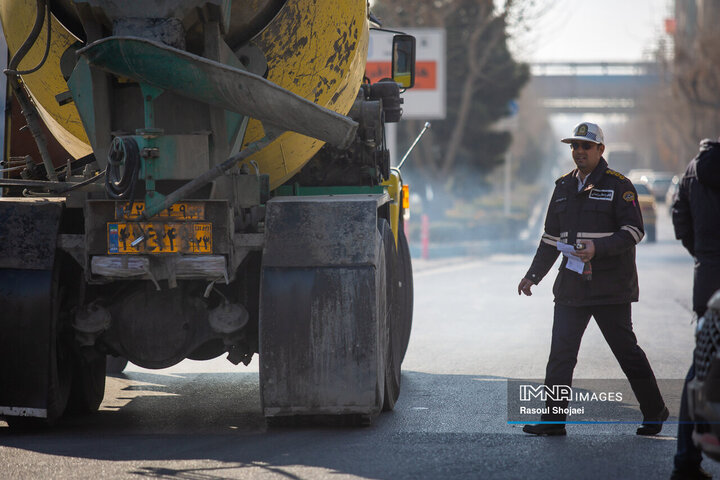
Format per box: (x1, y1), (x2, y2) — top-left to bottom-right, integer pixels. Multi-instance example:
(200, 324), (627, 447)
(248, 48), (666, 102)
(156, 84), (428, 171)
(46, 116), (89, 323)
(0, 198), (63, 419)
(0, 269), (54, 418)
(259, 195), (389, 418)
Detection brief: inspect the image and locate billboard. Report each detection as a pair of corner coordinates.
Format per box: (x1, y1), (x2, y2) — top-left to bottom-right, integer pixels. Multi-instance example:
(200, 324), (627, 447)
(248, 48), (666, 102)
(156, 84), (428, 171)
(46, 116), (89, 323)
(366, 28), (446, 119)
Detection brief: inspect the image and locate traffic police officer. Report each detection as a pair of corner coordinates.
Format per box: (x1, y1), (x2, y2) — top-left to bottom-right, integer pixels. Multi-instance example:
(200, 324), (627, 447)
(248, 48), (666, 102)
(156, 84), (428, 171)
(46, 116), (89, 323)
(517, 122), (668, 436)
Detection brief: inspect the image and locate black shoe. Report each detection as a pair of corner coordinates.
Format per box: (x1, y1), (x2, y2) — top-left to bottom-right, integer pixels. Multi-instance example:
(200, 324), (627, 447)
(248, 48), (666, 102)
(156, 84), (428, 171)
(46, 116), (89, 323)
(522, 423), (567, 436)
(636, 406), (670, 436)
(670, 465), (712, 480)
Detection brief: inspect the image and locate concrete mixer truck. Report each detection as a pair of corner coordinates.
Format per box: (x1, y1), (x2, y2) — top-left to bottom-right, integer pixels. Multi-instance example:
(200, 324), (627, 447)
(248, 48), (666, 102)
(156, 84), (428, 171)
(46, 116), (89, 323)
(0, 0), (416, 427)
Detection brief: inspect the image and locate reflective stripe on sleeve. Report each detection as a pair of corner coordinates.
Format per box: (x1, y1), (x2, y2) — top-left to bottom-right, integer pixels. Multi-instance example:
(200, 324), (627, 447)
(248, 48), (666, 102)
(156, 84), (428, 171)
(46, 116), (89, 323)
(576, 232), (614, 239)
(541, 232), (560, 246)
(621, 225), (644, 243)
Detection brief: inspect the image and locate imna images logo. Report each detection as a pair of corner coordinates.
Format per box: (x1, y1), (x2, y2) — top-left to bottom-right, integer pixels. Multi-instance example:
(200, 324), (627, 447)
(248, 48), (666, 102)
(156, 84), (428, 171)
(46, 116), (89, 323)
(520, 385), (572, 402)
(519, 384), (623, 403)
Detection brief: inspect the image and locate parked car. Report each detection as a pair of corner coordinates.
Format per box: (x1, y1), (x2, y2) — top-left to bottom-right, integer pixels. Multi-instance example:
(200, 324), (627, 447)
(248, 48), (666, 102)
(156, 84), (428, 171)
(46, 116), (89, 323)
(628, 169), (679, 202)
(649, 173), (680, 202)
(666, 177), (680, 212)
(634, 182), (657, 243)
(628, 169), (655, 184)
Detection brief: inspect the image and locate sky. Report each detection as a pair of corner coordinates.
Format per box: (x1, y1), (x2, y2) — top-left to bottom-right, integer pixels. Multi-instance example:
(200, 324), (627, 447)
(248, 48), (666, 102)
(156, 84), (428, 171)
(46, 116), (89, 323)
(366, 0), (677, 164)
(368, 0), (673, 62)
(510, 0), (673, 63)
(499, 0), (678, 165)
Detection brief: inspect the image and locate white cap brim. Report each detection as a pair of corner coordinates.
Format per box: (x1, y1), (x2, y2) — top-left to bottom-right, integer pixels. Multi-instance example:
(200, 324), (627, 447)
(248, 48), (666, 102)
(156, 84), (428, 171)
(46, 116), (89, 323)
(561, 136), (602, 144)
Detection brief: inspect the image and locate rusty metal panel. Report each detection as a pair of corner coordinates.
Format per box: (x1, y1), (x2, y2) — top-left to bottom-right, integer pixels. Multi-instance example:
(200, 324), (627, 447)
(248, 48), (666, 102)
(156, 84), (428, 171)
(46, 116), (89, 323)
(0, 198), (64, 270)
(86, 200), (115, 256)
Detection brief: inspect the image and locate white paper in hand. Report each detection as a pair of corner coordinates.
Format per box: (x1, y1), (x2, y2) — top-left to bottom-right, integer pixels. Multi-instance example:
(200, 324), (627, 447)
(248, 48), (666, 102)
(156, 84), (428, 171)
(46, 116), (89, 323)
(557, 242), (585, 274)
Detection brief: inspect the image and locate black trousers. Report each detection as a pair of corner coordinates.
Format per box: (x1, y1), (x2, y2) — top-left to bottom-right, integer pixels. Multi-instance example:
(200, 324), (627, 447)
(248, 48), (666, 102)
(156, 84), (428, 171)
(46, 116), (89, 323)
(675, 363), (702, 469)
(673, 257), (720, 468)
(541, 303), (665, 421)
(693, 256), (720, 319)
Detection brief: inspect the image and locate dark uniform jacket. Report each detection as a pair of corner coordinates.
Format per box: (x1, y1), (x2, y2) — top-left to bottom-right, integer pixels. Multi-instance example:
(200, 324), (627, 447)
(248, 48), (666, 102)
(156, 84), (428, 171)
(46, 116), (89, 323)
(673, 140), (720, 258)
(525, 157), (645, 306)
(672, 139), (720, 316)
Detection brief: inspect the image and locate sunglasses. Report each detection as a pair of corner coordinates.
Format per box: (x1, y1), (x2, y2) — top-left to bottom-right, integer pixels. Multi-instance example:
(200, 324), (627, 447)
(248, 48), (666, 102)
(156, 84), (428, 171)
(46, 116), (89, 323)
(570, 141), (596, 150)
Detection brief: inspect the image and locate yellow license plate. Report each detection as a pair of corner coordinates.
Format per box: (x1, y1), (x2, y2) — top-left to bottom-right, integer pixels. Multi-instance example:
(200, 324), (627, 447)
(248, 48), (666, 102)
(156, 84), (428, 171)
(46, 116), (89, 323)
(114, 201), (205, 220)
(108, 222), (212, 254)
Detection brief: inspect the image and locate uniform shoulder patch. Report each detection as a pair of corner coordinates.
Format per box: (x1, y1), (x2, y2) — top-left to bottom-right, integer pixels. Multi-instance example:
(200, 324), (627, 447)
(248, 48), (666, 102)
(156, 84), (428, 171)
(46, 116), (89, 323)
(622, 191), (635, 202)
(556, 171), (573, 184)
(605, 168), (626, 181)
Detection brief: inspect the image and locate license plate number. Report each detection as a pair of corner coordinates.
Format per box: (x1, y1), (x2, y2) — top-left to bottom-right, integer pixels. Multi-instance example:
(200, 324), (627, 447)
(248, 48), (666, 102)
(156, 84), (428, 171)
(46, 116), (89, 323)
(108, 222), (212, 254)
(114, 201), (205, 220)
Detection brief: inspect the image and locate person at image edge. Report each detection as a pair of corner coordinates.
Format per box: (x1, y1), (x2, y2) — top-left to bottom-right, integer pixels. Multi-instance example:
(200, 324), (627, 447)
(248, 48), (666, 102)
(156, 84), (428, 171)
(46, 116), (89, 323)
(669, 138), (720, 480)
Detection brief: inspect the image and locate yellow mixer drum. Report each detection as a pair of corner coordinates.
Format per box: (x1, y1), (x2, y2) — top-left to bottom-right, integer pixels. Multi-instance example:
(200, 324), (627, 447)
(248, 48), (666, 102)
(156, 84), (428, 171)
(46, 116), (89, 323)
(0, 0), (91, 159)
(0, 0), (369, 189)
(241, 0), (368, 188)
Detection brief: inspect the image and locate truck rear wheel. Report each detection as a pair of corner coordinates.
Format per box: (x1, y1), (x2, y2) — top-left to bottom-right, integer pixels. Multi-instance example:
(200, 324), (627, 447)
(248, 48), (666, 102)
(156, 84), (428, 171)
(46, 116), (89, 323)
(44, 259), (76, 423)
(381, 220), (401, 411)
(106, 356), (129, 374)
(67, 349), (106, 414)
(397, 220), (414, 362)
(4, 261), (74, 429)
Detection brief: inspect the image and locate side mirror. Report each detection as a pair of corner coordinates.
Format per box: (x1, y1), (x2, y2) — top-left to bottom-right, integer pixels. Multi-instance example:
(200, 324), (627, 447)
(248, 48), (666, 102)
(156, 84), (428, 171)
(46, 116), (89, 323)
(392, 34), (415, 89)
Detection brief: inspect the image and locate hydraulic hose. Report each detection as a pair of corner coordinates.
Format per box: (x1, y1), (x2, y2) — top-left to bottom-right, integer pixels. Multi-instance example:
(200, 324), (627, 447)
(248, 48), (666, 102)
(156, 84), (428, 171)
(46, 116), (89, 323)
(0, 169), (105, 193)
(3, 0), (58, 182)
(105, 137), (140, 200)
(5, 0), (52, 76)
(6, 0), (48, 74)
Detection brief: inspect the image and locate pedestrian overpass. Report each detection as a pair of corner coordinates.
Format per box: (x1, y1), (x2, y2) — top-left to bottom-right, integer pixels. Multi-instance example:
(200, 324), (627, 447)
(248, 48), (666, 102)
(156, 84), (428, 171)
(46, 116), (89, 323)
(530, 62), (662, 114)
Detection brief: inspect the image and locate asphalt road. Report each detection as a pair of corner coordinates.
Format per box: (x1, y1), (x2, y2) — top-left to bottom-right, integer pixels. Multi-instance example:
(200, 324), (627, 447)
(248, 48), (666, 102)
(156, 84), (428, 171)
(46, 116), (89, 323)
(1, 205), (716, 480)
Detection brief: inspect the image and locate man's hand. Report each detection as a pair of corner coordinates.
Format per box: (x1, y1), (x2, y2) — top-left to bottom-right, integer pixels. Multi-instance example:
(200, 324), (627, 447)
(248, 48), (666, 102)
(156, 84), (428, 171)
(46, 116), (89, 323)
(575, 240), (595, 263)
(518, 278), (534, 296)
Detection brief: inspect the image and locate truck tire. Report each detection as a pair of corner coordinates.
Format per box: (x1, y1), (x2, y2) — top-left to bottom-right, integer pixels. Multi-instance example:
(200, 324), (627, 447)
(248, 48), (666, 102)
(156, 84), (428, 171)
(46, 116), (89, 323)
(106, 356), (129, 374)
(397, 222), (414, 362)
(5, 260), (73, 429)
(45, 262), (74, 425)
(380, 220), (401, 411)
(67, 350), (106, 414)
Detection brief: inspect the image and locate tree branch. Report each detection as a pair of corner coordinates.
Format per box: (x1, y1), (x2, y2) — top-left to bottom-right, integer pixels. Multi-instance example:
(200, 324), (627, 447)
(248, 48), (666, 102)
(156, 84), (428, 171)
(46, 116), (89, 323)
(440, 9), (506, 176)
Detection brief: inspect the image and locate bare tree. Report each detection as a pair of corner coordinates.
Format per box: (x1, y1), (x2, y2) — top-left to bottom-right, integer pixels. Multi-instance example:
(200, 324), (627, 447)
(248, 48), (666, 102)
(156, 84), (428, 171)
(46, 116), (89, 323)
(372, 0), (532, 193)
(440, 1), (505, 177)
(647, 6), (720, 172)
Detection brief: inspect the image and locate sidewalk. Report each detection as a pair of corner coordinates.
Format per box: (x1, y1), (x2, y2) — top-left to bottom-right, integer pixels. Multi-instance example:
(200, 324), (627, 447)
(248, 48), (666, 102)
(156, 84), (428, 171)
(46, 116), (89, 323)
(410, 256), (473, 273)
(409, 238), (536, 266)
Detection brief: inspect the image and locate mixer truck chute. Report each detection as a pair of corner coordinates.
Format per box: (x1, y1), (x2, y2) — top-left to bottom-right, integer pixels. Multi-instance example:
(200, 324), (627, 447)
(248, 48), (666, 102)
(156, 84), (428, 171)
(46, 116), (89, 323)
(0, 0), (415, 427)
